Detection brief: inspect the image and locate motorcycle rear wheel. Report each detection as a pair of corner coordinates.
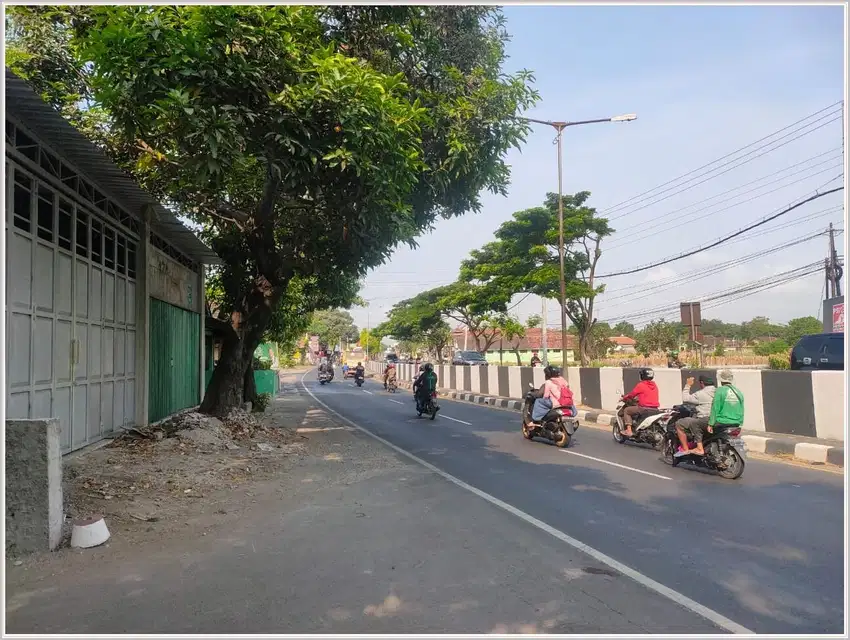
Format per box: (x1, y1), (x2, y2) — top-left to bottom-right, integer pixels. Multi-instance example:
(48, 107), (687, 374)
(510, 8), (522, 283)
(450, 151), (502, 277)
(717, 446), (745, 480)
(522, 423), (534, 440)
(554, 427), (570, 448)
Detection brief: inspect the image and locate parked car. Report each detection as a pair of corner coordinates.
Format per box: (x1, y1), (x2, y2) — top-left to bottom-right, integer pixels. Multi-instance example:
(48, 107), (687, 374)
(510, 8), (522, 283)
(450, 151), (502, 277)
(452, 350), (489, 366)
(790, 332), (844, 370)
(384, 352), (399, 364)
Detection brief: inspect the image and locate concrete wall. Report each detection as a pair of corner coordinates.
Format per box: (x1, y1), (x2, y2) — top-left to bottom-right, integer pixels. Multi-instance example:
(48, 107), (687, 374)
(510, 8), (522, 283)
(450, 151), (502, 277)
(369, 362), (845, 442)
(5, 419), (63, 554)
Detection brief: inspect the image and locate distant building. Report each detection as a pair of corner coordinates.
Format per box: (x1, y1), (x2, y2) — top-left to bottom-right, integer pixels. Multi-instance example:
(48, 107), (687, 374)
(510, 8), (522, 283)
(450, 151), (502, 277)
(609, 335), (636, 353)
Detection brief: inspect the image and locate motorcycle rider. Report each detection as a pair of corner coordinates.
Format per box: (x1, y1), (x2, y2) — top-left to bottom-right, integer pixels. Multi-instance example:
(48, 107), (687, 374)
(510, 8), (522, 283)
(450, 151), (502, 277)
(667, 350), (683, 369)
(384, 363), (397, 389)
(620, 368), (660, 438)
(530, 351), (542, 367)
(707, 369), (744, 436)
(529, 365), (576, 425)
(413, 363), (438, 413)
(353, 361), (365, 380)
(674, 374), (717, 457)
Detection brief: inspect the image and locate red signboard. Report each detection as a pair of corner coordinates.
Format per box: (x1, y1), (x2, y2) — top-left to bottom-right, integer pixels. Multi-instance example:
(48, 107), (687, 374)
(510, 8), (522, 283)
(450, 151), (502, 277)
(832, 303), (844, 333)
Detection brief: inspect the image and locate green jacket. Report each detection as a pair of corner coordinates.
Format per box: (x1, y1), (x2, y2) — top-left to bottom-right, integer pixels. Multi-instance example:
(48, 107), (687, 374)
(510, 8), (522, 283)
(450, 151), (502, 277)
(709, 384), (744, 426)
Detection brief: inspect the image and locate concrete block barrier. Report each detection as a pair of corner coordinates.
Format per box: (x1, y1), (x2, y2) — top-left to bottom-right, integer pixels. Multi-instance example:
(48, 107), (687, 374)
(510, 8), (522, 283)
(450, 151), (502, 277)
(367, 361), (845, 467)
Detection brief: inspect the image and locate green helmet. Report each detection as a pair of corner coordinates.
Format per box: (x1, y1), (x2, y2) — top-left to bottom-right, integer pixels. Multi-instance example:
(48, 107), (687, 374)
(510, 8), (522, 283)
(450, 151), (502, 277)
(670, 350), (679, 357)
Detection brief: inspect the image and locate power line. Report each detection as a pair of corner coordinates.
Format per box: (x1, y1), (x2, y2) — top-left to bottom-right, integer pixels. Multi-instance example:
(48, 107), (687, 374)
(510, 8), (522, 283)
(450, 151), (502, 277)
(606, 112), (842, 222)
(600, 101), (843, 218)
(606, 159), (843, 250)
(596, 187), (844, 278)
(600, 232), (825, 301)
(601, 261), (824, 325)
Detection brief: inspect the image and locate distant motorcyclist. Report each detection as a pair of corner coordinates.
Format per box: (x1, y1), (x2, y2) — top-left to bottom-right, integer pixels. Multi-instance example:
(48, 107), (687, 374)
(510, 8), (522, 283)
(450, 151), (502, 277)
(528, 365), (575, 426)
(530, 351), (542, 367)
(674, 374), (716, 457)
(413, 363), (438, 413)
(667, 350), (684, 369)
(620, 368), (660, 438)
(384, 363), (397, 389)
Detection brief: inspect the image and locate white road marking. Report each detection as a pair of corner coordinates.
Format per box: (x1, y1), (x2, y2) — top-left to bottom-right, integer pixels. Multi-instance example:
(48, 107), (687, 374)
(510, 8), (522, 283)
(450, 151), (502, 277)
(562, 450), (673, 481)
(441, 415), (472, 425)
(299, 371), (751, 635)
(362, 389), (373, 395)
(388, 399), (404, 405)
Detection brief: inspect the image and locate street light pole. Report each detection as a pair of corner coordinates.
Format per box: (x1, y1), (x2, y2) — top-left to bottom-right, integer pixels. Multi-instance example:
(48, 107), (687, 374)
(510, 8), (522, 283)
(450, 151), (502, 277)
(523, 113), (637, 372)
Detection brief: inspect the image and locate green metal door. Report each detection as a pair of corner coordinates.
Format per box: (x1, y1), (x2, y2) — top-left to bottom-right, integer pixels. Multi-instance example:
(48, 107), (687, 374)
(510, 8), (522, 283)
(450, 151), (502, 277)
(149, 297), (200, 423)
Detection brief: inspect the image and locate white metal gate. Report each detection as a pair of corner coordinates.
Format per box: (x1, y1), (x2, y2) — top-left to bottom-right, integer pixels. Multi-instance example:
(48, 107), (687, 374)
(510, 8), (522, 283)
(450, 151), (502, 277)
(5, 120), (138, 453)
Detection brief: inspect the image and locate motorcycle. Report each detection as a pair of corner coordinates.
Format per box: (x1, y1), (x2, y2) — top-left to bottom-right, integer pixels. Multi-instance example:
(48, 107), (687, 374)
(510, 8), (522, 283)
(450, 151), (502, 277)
(613, 394), (668, 449)
(660, 405), (747, 480)
(387, 378), (397, 393)
(354, 371), (365, 387)
(318, 367), (334, 385)
(521, 383), (579, 448)
(416, 392), (439, 420)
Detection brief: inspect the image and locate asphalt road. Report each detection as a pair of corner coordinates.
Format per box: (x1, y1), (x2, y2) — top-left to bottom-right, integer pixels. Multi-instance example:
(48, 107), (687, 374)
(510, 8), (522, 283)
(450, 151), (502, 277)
(309, 372), (845, 634)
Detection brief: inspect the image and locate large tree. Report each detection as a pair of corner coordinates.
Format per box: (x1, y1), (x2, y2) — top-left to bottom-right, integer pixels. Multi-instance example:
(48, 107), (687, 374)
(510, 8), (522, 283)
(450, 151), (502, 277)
(782, 316), (824, 345)
(10, 5), (538, 414)
(461, 192), (612, 364)
(375, 296), (453, 362)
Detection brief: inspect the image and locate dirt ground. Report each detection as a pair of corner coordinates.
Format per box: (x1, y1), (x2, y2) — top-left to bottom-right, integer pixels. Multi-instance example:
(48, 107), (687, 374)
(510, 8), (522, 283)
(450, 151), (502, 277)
(7, 368), (341, 572)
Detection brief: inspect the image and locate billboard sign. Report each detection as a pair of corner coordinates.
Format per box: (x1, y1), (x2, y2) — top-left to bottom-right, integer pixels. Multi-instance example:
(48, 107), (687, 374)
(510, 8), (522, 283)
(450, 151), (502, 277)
(832, 302), (844, 333)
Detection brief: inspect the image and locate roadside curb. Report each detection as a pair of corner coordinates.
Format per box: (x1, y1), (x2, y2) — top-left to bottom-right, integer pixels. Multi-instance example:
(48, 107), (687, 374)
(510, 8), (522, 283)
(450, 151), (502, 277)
(395, 380), (845, 468)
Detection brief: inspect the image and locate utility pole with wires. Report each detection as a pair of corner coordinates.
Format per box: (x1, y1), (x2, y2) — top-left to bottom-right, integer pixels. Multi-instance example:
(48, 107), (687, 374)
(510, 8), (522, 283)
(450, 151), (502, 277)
(826, 222), (843, 298)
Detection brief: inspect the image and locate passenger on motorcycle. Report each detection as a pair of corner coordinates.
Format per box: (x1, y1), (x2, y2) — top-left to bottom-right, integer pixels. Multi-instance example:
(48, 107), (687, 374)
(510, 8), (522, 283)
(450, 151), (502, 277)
(413, 363), (438, 412)
(384, 363), (397, 389)
(530, 365), (576, 425)
(708, 369), (744, 433)
(620, 368), (660, 437)
(674, 374), (716, 457)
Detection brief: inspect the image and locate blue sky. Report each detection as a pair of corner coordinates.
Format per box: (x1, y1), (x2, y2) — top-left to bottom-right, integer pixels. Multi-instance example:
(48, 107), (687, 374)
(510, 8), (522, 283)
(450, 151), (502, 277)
(351, 4), (846, 333)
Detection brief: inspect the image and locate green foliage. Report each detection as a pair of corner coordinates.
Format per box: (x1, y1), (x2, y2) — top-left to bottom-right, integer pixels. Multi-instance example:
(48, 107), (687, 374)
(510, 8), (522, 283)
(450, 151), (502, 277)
(768, 354), (790, 370)
(635, 319), (681, 356)
(307, 309), (359, 350)
(359, 328), (383, 356)
(753, 339), (790, 356)
(612, 321), (636, 338)
(587, 321), (614, 359)
(253, 392), (272, 413)
(713, 343), (726, 357)
(526, 314), (542, 329)
(460, 192), (612, 364)
(782, 316), (823, 345)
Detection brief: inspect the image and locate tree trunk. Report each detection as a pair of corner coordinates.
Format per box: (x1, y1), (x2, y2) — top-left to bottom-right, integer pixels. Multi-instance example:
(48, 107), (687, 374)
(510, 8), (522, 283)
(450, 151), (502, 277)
(243, 364), (258, 408)
(199, 277), (282, 416)
(513, 348), (522, 366)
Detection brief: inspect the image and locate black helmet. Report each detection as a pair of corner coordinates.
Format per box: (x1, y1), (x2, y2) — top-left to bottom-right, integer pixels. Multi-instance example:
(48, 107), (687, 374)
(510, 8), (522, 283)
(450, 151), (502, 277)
(423, 362), (433, 372)
(698, 374), (715, 386)
(639, 367), (655, 381)
(544, 365), (561, 379)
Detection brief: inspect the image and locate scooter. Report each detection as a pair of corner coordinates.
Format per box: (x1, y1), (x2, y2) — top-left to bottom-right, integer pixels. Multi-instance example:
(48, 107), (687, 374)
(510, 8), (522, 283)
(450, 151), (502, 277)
(416, 392), (439, 420)
(612, 391), (669, 450)
(660, 405), (747, 480)
(521, 383), (578, 448)
(387, 378), (397, 393)
(318, 368), (334, 385)
(354, 372), (365, 387)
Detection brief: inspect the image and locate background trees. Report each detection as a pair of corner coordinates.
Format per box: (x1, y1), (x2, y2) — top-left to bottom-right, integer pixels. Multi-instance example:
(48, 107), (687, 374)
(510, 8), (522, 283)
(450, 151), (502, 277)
(460, 191), (612, 364)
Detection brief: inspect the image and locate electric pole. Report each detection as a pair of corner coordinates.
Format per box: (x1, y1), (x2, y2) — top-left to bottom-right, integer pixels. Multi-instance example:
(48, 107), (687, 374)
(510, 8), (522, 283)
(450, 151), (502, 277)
(826, 223), (843, 298)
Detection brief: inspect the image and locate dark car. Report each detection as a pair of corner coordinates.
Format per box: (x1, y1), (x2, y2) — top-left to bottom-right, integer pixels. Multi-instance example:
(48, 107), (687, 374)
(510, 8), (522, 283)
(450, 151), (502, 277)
(790, 332), (844, 370)
(384, 353), (399, 364)
(452, 350), (488, 366)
